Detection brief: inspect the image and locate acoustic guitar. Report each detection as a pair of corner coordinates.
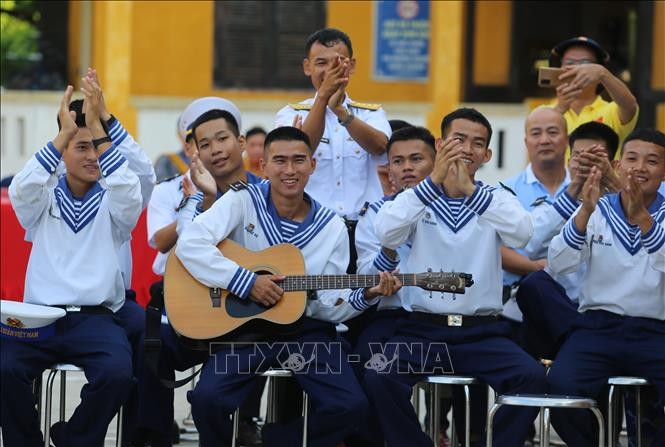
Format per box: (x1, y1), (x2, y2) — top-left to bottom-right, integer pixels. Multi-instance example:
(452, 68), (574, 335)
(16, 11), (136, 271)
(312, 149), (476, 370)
(164, 239), (473, 340)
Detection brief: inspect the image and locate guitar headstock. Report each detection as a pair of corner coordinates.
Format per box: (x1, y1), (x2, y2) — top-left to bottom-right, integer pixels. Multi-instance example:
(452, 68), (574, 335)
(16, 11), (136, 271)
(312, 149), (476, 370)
(414, 272), (474, 293)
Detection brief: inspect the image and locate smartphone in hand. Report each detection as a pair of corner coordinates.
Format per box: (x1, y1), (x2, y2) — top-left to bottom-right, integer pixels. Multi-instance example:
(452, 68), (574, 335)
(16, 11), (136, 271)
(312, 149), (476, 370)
(538, 67), (565, 87)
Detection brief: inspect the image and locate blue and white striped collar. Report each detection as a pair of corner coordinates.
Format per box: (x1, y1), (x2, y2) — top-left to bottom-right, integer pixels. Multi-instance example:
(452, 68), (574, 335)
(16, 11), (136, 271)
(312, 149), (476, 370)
(598, 192), (665, 255)
(427, 181), (493, 233)
(54, 176), (105, 233)
(246, 183), (334, 248)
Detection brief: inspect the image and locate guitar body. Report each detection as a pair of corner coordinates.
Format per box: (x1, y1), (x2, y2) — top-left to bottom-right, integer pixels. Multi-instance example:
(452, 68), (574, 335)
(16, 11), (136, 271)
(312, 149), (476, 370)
(164, 239), (307, 340)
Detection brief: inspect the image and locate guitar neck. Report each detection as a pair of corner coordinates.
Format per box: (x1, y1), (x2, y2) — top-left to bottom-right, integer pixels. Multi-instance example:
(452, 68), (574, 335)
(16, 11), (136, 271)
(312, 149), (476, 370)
(280, 274), (417, 291)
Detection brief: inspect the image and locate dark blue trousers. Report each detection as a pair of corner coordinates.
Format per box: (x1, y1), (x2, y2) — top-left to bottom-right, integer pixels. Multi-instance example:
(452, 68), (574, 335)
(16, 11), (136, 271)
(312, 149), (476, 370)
(134, 322), (208, 446)
(188, 318), (369, 447)
(346, 308), (409, 446)
(515, 270), (578, 360)
(352, 308), (409, 373)
(0, 313), (133, 447)
(361, 318), (546, 447)
(114, 297), (146, 446)
(547, 310), (665, 447)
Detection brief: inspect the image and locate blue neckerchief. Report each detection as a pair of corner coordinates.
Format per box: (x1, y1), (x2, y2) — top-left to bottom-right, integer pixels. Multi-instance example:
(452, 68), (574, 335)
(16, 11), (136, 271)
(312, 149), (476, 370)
(598, 192), (665, 255)
(54, 176), (105, 233)
(246, 183), (334, 249)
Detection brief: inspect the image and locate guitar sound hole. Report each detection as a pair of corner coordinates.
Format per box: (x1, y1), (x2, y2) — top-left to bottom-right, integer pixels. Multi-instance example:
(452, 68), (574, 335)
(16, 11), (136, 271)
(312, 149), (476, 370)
(225, 270), (274, 318)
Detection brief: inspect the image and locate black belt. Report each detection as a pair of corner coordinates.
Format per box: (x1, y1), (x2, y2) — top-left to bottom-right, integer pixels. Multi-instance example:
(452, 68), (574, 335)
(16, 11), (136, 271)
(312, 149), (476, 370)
(410, 311), (498, 327)
(53, 305), (113, 315)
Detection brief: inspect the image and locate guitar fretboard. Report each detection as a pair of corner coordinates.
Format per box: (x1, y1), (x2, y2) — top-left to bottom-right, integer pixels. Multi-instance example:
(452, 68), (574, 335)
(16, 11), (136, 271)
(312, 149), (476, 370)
(280, 274), (415, 291)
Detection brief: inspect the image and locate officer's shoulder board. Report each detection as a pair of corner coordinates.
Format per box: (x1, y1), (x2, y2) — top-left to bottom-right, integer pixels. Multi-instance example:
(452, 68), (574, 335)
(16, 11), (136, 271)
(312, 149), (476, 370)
(288, 102), (312, 111)
(498, 182), (517, 196)
(530, 196), (550, 207)
(156, 173), (182, 185)
(358, 201), (371, 217)
(348, 101), (382, 111)
(229, 180), (249, 191)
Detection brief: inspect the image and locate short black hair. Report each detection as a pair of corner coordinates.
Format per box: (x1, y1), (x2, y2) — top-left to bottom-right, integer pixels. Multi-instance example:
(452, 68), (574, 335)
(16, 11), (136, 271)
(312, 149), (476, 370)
(305, 28), (353, 58)
(569, 122), (619, 160)
(245, 126), (267, 139)
(622, 128), (665, 156)
(264, 126), (312, 154)
(387, 126), (436, 155)
(440, 108), (493, 146)
(56, 99), (87, 130)
(190, 109), (240, 145)
(389, 119), (414, 132)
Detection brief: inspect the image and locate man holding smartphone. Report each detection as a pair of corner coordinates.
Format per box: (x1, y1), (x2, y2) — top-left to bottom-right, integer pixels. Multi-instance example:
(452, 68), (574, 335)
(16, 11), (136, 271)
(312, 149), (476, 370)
(548, 36), (638, 148)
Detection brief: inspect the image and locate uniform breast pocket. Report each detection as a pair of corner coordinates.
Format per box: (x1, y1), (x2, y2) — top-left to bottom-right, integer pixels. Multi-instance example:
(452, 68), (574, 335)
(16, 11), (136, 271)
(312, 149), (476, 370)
(313, 136), (334, 162)
(342, 141), (369, 181)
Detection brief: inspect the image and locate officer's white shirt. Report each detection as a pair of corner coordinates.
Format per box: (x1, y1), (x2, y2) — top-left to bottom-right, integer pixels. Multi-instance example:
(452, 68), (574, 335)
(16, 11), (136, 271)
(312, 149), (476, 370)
(9, 143), (142, 312)
(147, 172), (190, 275)
(176, 183), (378, 324)
(375, 177), (533, 316)
(275, 95), (391, 219)
(355, 196), (410, 311)
(549, 192), (665, 320)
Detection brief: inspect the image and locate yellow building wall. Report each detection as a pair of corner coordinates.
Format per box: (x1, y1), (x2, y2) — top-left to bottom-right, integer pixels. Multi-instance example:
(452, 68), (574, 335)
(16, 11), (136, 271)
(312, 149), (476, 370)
(124, 1), (437, 103)
(473, 1), (511, 85)
(67, 0), (465, 135)
(327, 1), (429, 102)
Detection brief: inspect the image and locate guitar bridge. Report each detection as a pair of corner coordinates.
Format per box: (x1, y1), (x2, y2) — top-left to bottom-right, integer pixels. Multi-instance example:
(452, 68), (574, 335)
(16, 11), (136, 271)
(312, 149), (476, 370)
(209, 288), (221, 307)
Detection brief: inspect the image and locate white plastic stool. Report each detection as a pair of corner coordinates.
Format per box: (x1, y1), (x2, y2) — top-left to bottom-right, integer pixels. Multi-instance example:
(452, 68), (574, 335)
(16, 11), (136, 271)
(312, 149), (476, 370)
(231, 369), (309, 447)
(487, 394), (604, 447)
(423, 375), (480, 447)
(608, 376), (650, 447)
(42, 363), (123, 447)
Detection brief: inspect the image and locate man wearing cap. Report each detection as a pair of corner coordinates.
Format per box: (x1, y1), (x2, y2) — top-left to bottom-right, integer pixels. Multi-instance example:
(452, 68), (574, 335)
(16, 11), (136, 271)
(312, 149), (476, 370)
(275, 28), (391, 274)
(2, 83), (141, 446)
(550, 36), (639, 147)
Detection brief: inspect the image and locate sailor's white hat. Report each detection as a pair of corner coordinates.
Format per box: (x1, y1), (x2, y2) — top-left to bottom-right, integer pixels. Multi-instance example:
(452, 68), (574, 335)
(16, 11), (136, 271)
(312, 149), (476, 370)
(1, 300), (66, 341)
(179, 97), (242, 140)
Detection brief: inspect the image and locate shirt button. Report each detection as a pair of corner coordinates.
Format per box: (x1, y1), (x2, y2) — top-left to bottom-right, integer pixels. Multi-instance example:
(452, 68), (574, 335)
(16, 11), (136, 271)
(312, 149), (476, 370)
(355, 150), (360, 154)
(336, 155), (340, 159)
(334, 128), (339, 133)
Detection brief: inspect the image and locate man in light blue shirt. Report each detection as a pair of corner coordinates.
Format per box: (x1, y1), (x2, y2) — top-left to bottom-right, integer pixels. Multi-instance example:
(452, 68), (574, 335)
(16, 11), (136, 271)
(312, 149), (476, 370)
(499, 107), (570, 321)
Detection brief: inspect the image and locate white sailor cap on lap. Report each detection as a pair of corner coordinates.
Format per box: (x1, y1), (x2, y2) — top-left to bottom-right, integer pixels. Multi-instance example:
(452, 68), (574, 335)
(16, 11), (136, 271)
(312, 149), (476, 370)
(1, 300), (66, 342)
(179, 97), (242, 141)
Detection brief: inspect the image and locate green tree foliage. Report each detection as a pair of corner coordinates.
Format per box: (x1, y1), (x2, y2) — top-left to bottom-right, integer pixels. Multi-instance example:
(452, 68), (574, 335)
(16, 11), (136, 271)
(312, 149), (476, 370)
(1, 0), (40, 87)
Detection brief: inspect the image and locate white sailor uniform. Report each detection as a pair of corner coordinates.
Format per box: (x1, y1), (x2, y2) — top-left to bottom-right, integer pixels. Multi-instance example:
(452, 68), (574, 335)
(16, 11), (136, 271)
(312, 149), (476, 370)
(2, 141), (141, 447)
(361, 177), (546, 447)
(546, 192), (665, 446)
(175, 182), (373, 446)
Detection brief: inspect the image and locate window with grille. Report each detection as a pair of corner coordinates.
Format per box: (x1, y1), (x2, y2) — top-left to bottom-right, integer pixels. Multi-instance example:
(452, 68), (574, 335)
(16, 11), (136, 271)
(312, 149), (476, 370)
(213, 1), (326, 89)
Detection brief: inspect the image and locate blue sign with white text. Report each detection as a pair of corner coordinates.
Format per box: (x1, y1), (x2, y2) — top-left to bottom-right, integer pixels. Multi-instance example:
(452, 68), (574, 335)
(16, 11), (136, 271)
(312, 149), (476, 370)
(374, 1), (430, 81)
